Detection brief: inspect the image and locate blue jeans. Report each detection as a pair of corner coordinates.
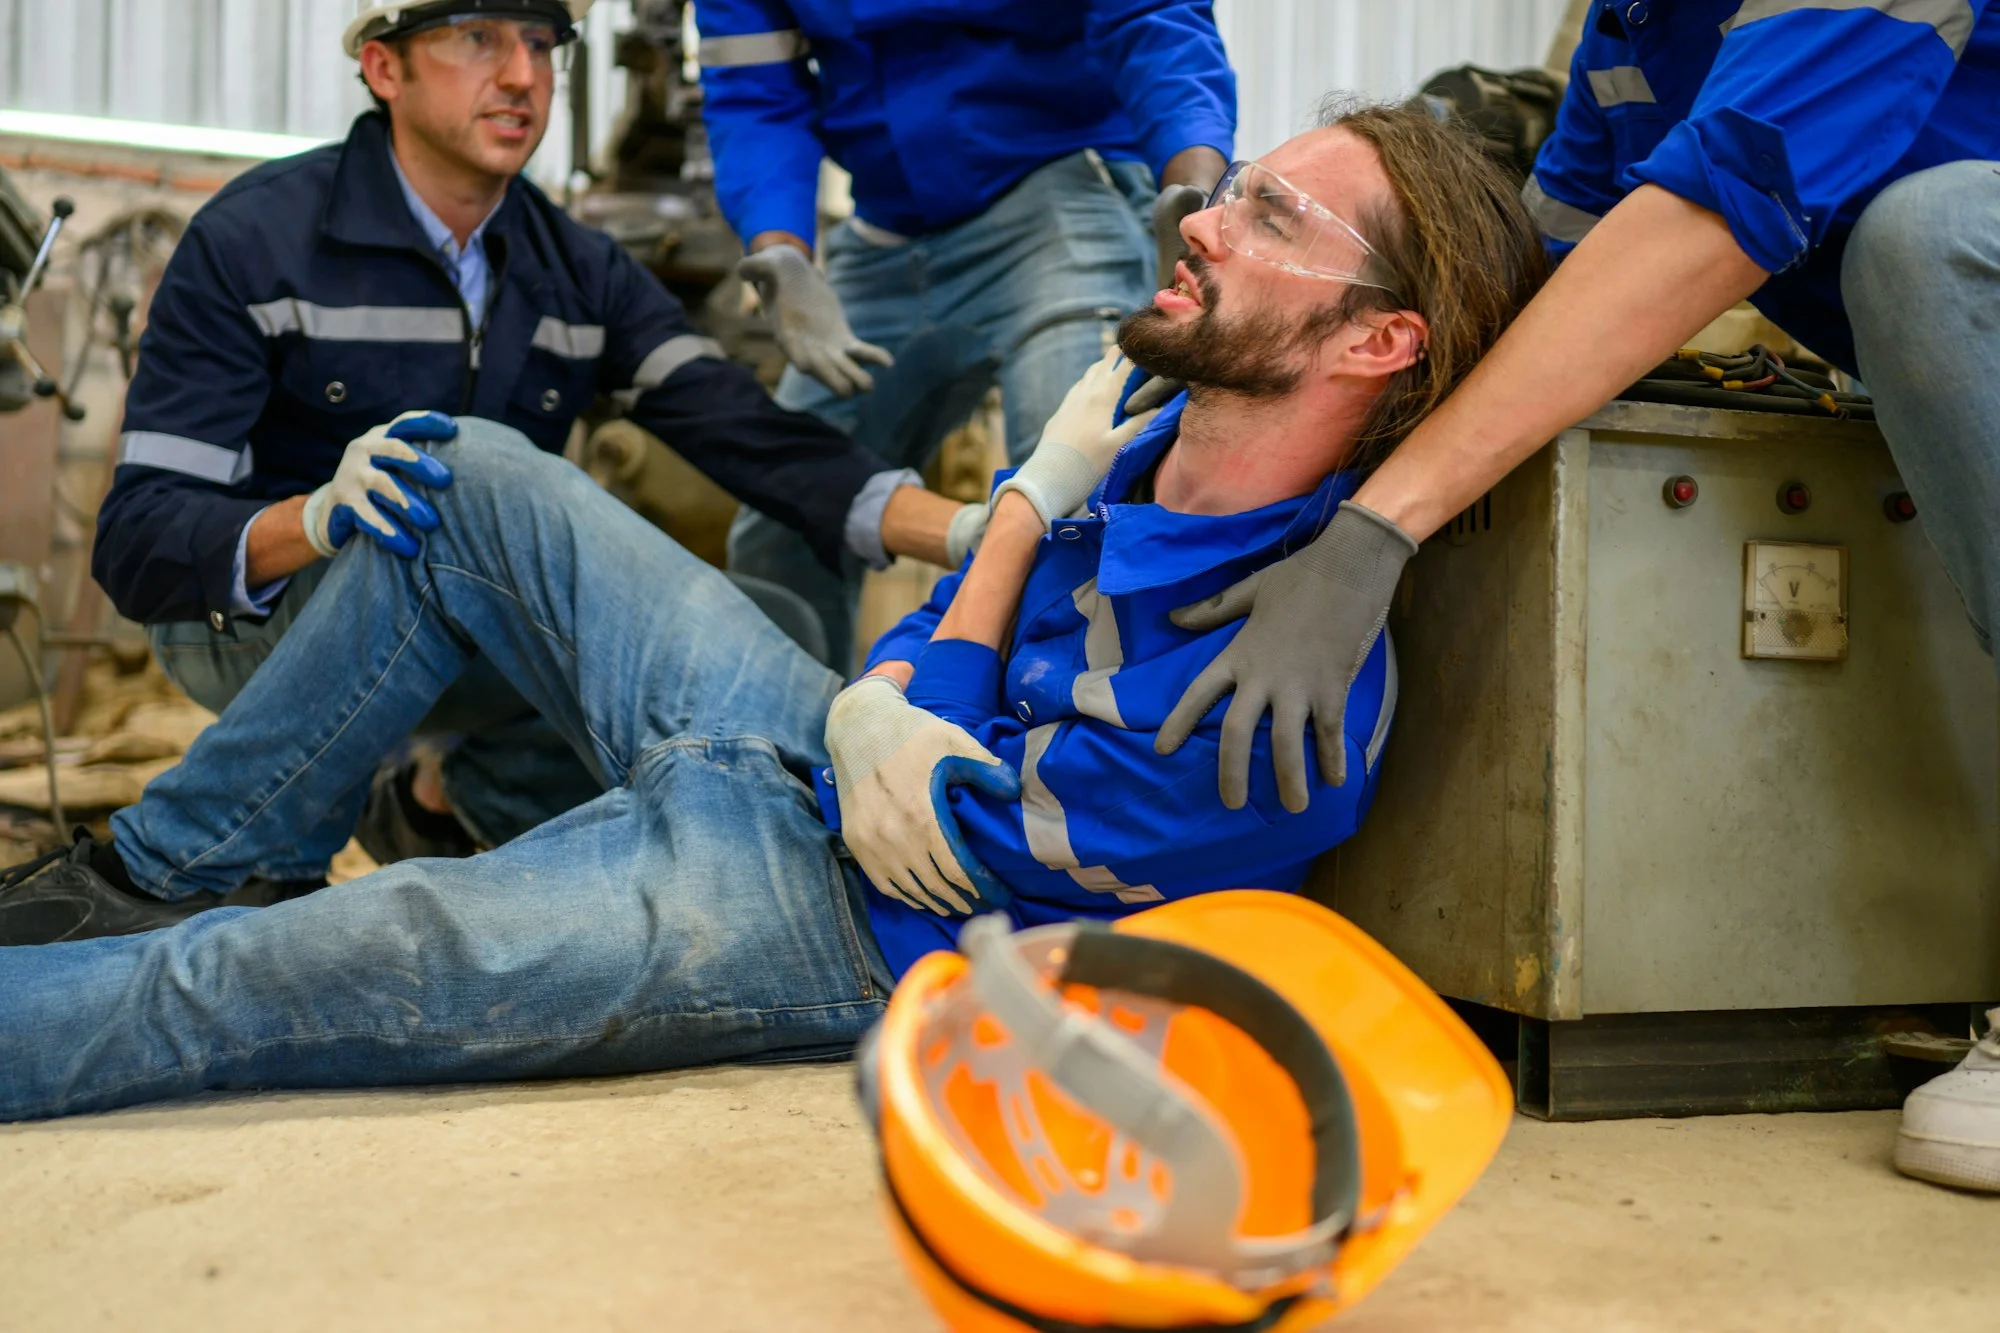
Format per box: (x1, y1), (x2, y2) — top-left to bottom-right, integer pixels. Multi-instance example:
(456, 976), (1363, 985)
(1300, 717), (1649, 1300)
(150, 561), (601, 850)
(729, 149), (1157, 669)
(0, 422), (887, 1121)
(1844, 160), (2000, 657)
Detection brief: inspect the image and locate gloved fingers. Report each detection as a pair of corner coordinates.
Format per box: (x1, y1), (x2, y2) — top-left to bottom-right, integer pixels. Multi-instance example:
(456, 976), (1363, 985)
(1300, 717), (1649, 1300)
(858, 845), (939, 915)
(385, 410), (460, 444)
(1215, 682), (1270, 811)
(915, 843), (976, 916)
(1270, 697), (1314, 815)
(384, 475), (442, 533)
(335, 500), (423, 558)
(848, 339), (895, 369)
(1170, 569), (1264, 632)
(1155, 655), (1235, 757)
(802, 347), (862, 398)
(376, 445), (455, 490)
(933, 752), (1021, 803)
(828, 349), (879, 395)
(1107, 407), (1163, 450)
(888, 864), (950, 916)
(1314, 691), (1352, 791)
(1124, 376), (1184, 416)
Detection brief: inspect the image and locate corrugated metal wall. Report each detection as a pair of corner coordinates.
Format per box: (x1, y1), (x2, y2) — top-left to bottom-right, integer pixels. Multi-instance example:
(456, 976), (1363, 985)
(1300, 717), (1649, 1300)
(0, 1), (1569, 178)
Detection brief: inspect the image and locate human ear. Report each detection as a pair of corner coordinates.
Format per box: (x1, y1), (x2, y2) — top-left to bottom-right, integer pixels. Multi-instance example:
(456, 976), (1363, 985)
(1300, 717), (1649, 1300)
(1340, 309), (1429, 379)
(359, 41), (406, 106)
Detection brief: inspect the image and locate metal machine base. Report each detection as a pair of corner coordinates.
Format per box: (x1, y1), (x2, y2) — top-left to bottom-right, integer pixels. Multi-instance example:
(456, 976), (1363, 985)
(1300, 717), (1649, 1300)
(1485, 1003), (1994, 1121)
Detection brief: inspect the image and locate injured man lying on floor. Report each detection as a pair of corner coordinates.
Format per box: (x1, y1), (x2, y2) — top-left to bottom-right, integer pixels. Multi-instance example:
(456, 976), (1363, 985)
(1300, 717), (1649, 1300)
(0, 103), (1545, 1120)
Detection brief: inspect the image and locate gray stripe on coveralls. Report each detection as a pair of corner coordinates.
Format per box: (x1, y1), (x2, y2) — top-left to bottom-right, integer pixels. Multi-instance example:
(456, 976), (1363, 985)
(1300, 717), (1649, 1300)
(245, 298), (464, 342)
(118, 431), (253, 484)
(1585, 65), (1658, 107)
(613, 333), (726, 408)
(1365, 633), (1399, 771)
(1522, 174), (1603, 244)
(1721, 0), (1975, 55)
(531, 317), (607, 359)
(699, 29), (811, 67)
(1020, 723), (1164, 904)
(1068, 577), (1127, 728)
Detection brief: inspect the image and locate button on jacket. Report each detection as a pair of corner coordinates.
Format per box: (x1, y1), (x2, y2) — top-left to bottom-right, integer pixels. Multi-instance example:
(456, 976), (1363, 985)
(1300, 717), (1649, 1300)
(820, 396), (1398, 978)
(97, 111), (891, 626)
(1525, 0), (2000, 374)
(695, 0), (1236, 242)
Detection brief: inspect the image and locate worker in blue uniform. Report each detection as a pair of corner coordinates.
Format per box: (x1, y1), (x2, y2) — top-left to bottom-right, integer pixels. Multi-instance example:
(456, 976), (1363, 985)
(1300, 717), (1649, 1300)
(696, 0), (1237, 668)
(91, 0), (971, 870)
(1149, 1), (2000, 1192)
(0, 104), (1546, 1118)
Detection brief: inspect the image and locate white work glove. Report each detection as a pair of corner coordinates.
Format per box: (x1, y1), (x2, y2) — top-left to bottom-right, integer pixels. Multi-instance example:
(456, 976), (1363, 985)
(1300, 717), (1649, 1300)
(944, 502), (989, 569)
(301, 410), (458, 559)
(825, 675), (1020, 916)
(992, 349), (1163, 528)
(739, 244), (894, 397)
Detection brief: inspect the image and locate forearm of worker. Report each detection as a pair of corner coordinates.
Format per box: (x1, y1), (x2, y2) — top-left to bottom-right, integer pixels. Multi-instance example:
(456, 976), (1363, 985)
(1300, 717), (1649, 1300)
(876, 485), (964, 569)
(244, 496), (321, 587)
(1354, 185), (1771, 542)
(1160, 145), (1227, 190)
(930, 493), (1043, 650)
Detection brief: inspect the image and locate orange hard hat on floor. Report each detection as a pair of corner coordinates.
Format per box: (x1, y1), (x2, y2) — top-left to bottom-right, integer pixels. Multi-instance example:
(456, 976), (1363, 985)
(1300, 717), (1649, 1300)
(855, 890), (1513, 1332)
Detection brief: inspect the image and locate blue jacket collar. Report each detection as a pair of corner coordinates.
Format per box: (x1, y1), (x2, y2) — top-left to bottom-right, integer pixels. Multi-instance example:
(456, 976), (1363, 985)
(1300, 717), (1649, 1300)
(322, 112), (523, 254)
(1091, 391), (1360, 596)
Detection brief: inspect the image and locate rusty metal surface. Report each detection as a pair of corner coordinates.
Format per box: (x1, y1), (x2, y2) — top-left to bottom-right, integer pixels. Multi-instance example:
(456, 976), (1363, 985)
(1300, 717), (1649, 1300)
(1314, 403), (2000, 1019)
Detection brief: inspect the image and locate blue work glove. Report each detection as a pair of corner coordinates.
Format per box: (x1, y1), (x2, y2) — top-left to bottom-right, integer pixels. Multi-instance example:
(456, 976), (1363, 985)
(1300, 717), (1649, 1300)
(301, 410), (458, 560)
(824, 675), (1019, 915)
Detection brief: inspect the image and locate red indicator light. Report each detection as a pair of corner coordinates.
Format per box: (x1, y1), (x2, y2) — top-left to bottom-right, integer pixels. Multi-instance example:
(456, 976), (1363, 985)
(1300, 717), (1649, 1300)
(1662, 475), (1699, 508)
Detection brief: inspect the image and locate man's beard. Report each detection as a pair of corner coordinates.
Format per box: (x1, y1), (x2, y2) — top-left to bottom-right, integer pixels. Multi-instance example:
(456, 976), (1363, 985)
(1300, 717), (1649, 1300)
(1117, 257), (1326, 399)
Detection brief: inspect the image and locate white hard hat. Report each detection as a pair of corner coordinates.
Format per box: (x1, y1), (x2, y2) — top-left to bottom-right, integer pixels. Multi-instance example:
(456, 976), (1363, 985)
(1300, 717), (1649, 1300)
(343, 0), (593, 59)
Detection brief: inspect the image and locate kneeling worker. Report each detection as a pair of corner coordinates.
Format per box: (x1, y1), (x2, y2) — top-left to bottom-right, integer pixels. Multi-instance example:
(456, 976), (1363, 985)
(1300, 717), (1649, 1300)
(0, 103), (1545, 1118)
(92, 0), (969, 877)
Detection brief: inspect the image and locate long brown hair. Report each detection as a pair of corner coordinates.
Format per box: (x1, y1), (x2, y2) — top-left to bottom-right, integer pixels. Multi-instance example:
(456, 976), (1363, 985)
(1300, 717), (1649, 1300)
(1321, 98), (1548, 471)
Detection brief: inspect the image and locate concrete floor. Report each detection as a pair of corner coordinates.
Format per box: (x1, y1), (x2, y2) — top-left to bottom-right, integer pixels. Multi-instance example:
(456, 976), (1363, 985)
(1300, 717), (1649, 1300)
(2, 1067), (1992, 1333)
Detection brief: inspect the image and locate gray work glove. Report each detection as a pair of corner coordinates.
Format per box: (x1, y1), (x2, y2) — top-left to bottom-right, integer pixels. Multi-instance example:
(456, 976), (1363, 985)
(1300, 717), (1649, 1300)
(739, 245), (894, 397)
(1152, 182), (1210, 290)
(1155, 501), (1418, 814)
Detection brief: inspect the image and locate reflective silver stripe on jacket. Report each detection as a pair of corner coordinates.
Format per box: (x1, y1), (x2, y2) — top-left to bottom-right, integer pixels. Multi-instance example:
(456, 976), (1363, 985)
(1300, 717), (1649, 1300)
(118, 431), (253, 485)
(1585, 65), (1658, 107)
(698, 29), (810, 68)
(246, 298), (464, 343)
(531, 316), (607, 359)
(1068, 577), (1127, 728)
(613, 333), (726, 409)
(1522, 173), (1603, 244)
(1019, 723), (1164, 904)
(1364, 632), (1399, 772)
(1721, 0), (1975, 56)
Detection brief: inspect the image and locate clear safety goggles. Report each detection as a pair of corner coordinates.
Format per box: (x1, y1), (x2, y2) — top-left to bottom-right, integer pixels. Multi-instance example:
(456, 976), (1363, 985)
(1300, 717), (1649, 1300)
(416, 16), (571, 72)
(1207, 159), (1386, 288)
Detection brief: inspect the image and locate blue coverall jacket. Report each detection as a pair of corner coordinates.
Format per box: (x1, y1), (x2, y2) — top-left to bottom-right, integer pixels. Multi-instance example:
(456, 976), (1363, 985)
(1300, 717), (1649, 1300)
(1526, 0), (2000, 374)
(694, 0), (1236, 242)
(96, 111), (890, 628)
(823, 396), (1398, 977)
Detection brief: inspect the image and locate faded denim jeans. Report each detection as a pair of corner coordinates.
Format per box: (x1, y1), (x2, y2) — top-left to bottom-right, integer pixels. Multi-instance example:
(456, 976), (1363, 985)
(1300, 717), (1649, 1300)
(0, 421), (889, 1121)
(1845, 160), (2000, 657)
(729, 149), (1157, 669)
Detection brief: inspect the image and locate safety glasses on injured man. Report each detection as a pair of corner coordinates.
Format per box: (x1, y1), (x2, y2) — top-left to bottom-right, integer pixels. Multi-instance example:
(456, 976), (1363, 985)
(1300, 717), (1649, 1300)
(416, 17), (573, 73)
(1206, 159), (1389, 288)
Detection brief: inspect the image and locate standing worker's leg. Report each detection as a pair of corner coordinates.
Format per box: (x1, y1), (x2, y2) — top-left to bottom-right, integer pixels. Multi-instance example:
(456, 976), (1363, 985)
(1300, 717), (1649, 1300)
(1844, 160), (2000, 652)
(729, 224), (994, 668)
(1843, 159), (2000, 1194)
(940, 152), (1156, 467)
(110, 420), (841, 900)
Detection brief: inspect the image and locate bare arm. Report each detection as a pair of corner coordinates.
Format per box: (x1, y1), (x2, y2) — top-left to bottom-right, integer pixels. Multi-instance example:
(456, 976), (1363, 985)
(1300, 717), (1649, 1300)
(931, 492), (1043, 649)
(245, 496), (322, 587)
(1353, 184), (1770, 540)
(878, 485), (965, 569)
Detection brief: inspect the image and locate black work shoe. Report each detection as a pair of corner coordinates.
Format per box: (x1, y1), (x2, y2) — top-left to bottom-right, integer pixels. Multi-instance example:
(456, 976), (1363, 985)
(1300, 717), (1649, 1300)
(0, 830), (213, 946)
(353, 760), (479, 866)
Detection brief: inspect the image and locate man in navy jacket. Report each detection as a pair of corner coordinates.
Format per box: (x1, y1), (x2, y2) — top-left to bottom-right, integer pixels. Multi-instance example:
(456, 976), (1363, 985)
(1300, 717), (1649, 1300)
(96, 0), (967, 861)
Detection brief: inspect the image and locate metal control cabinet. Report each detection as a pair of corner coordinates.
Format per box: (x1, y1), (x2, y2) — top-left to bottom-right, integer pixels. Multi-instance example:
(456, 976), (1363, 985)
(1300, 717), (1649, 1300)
(1312, 403), (2000, 1060)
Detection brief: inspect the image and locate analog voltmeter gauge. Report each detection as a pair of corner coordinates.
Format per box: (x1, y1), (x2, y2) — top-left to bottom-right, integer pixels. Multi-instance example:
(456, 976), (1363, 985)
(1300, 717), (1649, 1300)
(1743, 541), (1847, 662)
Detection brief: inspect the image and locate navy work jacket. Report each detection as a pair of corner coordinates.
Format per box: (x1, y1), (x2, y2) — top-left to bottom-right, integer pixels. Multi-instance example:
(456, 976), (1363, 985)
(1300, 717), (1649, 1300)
(97, 112), (887, 627)
(1526, 0), (2000, 374)
(695, 0), (1235, 241)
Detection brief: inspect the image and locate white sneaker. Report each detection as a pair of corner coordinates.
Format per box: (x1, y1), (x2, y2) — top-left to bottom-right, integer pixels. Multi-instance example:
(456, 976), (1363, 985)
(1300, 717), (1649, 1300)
(1894, 1008), (2000, 1193)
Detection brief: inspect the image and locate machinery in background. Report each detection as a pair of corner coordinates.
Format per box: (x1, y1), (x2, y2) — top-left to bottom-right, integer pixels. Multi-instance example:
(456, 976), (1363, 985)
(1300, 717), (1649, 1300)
(1410, 64), (1567, 188)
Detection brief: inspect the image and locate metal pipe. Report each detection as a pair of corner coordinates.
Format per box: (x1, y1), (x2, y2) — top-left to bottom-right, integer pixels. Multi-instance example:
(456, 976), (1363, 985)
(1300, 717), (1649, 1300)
(3, 622), (64, 835)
